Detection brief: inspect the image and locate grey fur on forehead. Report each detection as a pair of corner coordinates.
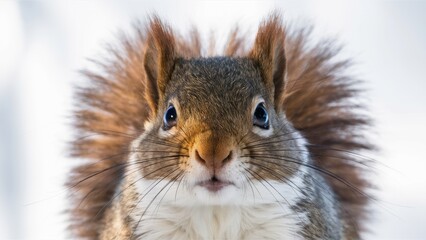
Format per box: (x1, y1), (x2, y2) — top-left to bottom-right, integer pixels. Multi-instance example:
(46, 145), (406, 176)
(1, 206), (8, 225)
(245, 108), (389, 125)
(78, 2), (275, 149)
(166, 57), (269, 113)
(168, 57), (267, 99)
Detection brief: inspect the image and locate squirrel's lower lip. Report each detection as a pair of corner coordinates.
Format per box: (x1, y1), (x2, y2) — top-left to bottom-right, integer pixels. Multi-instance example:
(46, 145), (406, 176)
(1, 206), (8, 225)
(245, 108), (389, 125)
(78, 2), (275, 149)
(198, 180), (232, 192)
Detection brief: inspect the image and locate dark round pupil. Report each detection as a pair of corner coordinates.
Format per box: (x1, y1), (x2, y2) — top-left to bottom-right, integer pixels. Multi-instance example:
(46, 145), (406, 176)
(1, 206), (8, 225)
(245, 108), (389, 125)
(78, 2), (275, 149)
(253, 104), (269, 129)
(254, 106), (267, 122)
(163, 105), (177, 129)
(166, 106), (176, 121)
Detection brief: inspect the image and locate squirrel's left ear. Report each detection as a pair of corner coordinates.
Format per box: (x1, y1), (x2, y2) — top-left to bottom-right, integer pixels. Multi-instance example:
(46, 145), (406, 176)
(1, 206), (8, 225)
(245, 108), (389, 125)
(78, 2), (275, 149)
(143, 16), (176, 116)
(249, 14), (286, 107)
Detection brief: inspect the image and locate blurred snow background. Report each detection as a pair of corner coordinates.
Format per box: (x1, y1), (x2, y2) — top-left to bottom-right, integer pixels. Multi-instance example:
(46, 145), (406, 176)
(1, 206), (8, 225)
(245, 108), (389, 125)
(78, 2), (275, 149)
(1, 1), (426, 239)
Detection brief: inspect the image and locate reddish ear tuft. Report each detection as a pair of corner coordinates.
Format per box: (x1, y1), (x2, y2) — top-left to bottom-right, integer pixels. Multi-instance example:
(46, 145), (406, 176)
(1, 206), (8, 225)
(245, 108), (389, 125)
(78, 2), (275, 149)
(144, 16), (177, 115)
(249, 13), (286, 107)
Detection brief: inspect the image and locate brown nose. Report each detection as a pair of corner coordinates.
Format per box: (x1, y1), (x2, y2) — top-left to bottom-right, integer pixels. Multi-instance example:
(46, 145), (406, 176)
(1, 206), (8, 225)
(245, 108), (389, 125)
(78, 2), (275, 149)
(195, 148), (233, 170)
(193, 133), (234, 170)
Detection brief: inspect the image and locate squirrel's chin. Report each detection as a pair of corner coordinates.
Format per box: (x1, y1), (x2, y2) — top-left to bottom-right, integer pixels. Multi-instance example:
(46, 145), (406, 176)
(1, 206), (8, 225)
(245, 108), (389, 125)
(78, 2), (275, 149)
(191, 184), (241, 205)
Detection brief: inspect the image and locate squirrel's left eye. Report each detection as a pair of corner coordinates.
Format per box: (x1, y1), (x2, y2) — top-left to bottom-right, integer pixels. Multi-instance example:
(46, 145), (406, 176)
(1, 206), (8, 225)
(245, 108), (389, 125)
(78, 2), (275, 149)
(253, 103), (269, 130)
(163, 104), (177, 130)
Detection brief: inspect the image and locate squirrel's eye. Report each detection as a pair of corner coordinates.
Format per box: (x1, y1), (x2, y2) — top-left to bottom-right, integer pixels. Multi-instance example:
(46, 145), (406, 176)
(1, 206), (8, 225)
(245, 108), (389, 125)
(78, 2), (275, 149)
(163, 104), (177, 130)
(253, 103), (269, 130)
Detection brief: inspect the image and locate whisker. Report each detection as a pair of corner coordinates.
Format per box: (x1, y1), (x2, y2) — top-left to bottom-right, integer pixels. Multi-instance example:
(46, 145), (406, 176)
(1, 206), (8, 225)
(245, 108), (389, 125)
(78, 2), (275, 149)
(91, 163), (182, 221)
(74, 133), (132, 142)
(248, 153), (382, 227)
(153, 170), (185, 214)
(241, 171), (258, 203)
(117, 166), (178, 239)
(128, 166), (179, 218)
(245, 168), (306, 225)
(174, 173), (186, 202)
(75, 150), (134, 167)
(248, 156), (341, 203)
(242, 136), (306, 150)
(130, 167), (181, 238)
(69, 155), (183, 191)
(247, 153), (372, 199)
(131, 150), (187, 154)
(307, 144), (378, 163)
(247, 161), (304, 198)
(177, 126), (191, 147)
(84, 129), (138, 138)
(247, 148), (374, 169)
(89, 168), (144, 220)
(242, 129), (299, 147)
(248, 155), (361, 232)
(143, 130), (190, 149)
(73, 149), (183, 171)
(245, 168), (280, 203)
(237, 130), (251, 146)
(141, 137), (184, 149)
(251, 144), (375, 163)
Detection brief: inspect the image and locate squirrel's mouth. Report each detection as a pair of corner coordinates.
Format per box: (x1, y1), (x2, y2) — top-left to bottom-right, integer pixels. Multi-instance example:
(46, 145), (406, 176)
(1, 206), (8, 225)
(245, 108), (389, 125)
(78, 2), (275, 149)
(198, 176), (232, 192)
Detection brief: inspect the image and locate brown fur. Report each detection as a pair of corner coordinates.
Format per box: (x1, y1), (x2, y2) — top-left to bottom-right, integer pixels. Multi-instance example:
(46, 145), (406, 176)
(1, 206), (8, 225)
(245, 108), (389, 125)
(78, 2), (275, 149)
(68, 14), (373, 239)
(144, 16), (177, 113)
(249, 14), (286, 106)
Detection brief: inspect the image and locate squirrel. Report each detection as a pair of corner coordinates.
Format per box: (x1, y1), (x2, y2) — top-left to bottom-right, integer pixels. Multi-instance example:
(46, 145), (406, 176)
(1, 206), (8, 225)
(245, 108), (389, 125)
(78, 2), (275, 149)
(67, 13), (374, 239)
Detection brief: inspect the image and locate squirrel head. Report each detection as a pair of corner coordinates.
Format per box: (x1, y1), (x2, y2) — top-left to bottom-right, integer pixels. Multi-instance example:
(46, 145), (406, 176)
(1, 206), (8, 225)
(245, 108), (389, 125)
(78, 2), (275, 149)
(70, 11), (372, 238)
(131, 15), (305, 204)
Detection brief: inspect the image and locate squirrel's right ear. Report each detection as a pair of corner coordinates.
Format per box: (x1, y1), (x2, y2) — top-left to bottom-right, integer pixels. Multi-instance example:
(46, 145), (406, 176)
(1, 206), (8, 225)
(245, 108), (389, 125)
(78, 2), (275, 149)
(143, 16), (177, 115)
(249, 14), (286, 107)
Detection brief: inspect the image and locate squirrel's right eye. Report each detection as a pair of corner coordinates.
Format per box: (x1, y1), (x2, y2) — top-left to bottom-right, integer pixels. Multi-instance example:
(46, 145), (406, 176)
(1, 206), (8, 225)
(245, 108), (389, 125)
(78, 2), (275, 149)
(253, 103), (269, 130)
(163, 104), (177, 130)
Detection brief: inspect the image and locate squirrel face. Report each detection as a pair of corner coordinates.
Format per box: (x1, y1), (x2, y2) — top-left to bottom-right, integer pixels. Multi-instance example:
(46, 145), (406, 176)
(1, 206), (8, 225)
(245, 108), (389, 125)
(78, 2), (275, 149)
(132, 56), (305, 204)
(70, 14), (373, 239)
(123, 16), (309, 205)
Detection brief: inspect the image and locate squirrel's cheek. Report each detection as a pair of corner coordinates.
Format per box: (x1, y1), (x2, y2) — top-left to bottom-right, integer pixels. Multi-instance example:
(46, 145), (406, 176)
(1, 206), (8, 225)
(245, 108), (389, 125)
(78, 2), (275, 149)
(252, 124), (274, 137)
(157, 125), (178, 138)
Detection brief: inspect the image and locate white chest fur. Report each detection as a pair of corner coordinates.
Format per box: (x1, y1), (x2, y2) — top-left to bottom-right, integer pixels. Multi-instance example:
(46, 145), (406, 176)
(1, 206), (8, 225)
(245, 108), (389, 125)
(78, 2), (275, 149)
(132, 203), (303, 240)
(126, 170), (308, 240)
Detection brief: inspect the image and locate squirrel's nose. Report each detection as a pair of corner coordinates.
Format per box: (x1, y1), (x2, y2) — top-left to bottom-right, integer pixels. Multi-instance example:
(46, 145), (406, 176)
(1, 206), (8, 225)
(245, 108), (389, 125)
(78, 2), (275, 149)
(194, 146), (233, 170)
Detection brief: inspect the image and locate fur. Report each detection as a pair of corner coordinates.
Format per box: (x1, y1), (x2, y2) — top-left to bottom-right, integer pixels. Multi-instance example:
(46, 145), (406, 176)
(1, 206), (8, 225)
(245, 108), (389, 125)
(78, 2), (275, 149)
(68, 13), (374, 239)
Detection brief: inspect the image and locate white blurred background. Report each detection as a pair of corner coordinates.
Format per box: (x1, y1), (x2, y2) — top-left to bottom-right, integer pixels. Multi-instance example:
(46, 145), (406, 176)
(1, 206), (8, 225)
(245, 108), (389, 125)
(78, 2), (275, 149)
(1, 1), (425, 239)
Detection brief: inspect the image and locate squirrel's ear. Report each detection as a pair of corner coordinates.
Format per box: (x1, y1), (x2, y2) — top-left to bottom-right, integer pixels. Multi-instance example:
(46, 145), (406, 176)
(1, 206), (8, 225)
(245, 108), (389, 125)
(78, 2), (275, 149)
(144, 16), (176, 115)
(249, 14), (286, 107)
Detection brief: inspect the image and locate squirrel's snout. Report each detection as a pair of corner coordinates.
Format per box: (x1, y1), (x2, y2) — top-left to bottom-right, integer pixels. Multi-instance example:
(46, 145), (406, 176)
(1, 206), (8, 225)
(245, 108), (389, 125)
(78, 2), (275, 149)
(194, 145), (234, 171)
